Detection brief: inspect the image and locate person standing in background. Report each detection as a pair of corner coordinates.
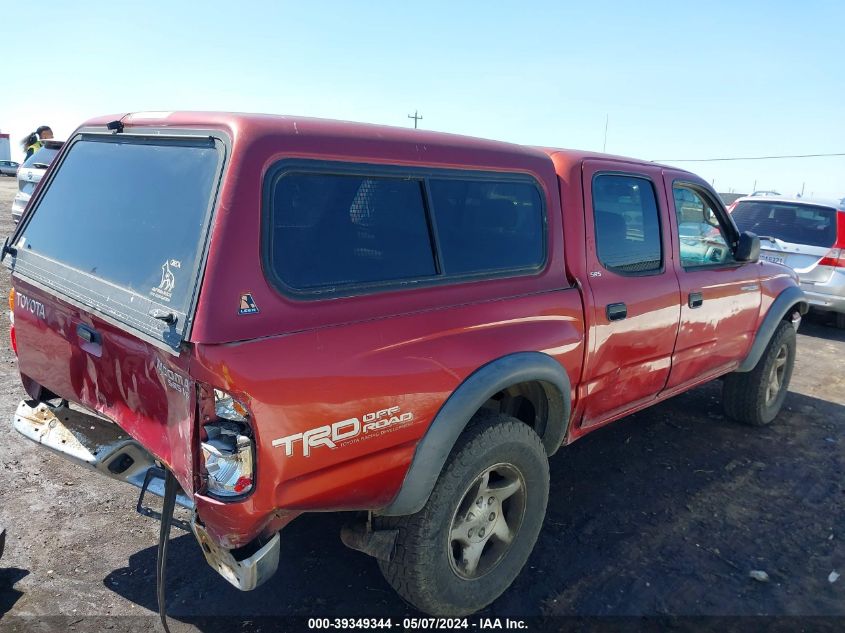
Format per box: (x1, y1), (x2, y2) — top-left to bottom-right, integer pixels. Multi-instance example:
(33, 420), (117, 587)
(21, 125), (54, 160)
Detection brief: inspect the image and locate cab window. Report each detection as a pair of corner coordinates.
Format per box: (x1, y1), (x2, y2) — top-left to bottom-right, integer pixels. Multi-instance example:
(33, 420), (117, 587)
(672, 185), (734, 268)
(592, 174), (662, 274)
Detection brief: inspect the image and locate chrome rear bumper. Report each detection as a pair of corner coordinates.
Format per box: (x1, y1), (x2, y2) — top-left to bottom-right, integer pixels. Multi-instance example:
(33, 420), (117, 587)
(192, 521), (280, 591)
(12, 399), (280, 590)
(12, 399), (193, 508)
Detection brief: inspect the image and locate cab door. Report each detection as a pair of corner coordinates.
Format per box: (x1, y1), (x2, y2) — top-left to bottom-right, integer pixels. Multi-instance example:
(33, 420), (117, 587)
(579, 161), (681, 427)
(662, 172), (761, 389)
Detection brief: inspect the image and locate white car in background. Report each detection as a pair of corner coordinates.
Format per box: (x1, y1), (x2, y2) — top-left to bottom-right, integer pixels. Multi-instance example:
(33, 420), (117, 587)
(730, 195), (845, 328)
(0, 160), (20, 177)
(11, 140), (64, 224)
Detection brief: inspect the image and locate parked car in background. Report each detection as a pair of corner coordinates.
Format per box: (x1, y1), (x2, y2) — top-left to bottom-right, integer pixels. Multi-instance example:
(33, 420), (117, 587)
(0, 160), (20, 177)
(11, 139), (64, 224)
(726, 191), (781, 213)
(730, 195), (845, 328)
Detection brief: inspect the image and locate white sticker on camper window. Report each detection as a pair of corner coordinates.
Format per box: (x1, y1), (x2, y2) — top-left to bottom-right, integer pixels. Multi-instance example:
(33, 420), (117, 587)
(150, 259), (181, 302)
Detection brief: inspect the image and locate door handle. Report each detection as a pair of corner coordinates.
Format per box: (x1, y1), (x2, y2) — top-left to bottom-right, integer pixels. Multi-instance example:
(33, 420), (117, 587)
(76, 324), (100, 343)
(688, 292), (704, 308)
(76, 324), (103, 357)
(606, 302), (627, 321)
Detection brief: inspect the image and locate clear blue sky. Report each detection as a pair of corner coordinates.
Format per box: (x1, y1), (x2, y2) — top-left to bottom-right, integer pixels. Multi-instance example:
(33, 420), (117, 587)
(3, 0), (843, 199)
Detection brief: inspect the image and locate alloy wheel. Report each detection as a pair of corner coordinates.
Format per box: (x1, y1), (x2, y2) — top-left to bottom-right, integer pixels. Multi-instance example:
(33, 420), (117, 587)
(447, 463), (526, 580)
(765, 344), (789, 406)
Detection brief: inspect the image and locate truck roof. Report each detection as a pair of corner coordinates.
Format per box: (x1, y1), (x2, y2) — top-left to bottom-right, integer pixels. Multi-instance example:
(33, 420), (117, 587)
(80, 111), (685, 177)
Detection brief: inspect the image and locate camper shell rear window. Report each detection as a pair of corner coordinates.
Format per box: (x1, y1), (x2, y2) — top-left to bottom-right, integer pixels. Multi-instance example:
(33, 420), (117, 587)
(10, 132), (225, 351)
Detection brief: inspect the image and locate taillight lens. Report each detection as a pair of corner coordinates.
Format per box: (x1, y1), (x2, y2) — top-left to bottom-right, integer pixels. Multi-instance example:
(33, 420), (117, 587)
(819, 211), (845, 268)
(819, 248), (845, 268)
(201, 390), (254, 498)
(8, 288), (16, 355)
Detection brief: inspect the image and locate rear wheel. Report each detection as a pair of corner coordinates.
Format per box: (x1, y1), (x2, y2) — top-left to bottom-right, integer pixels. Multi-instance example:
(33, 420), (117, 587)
(722, 320), (796, 426)
(376, 412), (549, 615)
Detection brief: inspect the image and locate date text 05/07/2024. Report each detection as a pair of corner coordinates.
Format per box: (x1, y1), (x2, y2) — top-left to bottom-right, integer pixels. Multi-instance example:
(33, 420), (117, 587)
(307, 617), (529, 630)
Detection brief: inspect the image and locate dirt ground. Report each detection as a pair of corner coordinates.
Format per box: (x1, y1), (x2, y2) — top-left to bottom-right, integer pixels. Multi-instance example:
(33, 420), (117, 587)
(0, 175), (842, 631)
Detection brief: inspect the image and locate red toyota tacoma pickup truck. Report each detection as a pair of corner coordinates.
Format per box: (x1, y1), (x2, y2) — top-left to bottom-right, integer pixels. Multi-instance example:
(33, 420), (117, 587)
(5, 112), (806, 616)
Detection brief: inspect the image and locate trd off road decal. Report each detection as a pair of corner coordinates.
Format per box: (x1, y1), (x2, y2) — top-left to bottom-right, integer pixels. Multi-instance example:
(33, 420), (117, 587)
(273, 406), (415, 457)
(150, 259), (181, 302)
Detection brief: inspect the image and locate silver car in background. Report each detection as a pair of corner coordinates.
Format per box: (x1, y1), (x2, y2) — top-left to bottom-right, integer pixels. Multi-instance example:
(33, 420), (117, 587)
(0, 160), (20, 177)
(731, 195), (845, 328)
(11, 140), (64, 224)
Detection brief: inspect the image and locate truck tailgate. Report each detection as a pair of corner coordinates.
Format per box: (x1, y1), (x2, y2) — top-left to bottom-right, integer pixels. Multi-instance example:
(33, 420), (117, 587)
(6, 131), (226, 496)
(13, 280), (198, 494)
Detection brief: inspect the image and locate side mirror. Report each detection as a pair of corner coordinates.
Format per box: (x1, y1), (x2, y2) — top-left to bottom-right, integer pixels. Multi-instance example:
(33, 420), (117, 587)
(735, 231), (760, 263)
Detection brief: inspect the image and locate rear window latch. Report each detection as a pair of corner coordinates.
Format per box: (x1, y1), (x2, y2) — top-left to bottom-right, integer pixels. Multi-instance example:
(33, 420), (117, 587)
(150, 309), (178, 325)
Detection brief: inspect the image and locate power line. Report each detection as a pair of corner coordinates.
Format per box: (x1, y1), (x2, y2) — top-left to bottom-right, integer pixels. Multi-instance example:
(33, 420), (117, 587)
(654, 152), (845, 163)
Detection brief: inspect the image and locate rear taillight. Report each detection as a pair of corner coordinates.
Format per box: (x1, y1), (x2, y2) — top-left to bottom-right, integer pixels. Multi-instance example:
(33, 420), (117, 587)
(819, 211), (845, 268)
(8, 288), (16, 355)
(200, 389), (254, 498)
(819, 248), (845, 268)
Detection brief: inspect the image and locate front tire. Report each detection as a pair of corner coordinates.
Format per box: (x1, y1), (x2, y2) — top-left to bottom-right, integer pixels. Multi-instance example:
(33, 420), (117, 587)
(376, 412), (549, 615)
(722, 320), (796, 426)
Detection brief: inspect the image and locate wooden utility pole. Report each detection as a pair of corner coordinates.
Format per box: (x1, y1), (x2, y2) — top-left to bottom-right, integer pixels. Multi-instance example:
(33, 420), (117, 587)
(408, 110), (423, 129)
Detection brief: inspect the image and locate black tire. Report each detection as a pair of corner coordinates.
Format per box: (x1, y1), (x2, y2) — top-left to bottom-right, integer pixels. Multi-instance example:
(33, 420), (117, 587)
(375, 412), (549, 616)
(835, 312), (845, 330)
(722, 320), (796, 426)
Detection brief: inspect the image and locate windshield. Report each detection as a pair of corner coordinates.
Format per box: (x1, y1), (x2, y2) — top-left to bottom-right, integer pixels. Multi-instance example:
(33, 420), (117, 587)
(18, 136), (220, 316)
(22, 146), (61, 169)
(731, 200), (837, 248)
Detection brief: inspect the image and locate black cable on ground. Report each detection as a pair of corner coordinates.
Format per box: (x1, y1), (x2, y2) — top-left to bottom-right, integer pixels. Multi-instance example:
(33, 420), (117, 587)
(157, 468), (179, 633)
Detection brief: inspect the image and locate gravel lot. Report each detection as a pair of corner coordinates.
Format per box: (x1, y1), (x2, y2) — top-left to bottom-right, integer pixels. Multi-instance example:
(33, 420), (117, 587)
(0, 175), (843, 631)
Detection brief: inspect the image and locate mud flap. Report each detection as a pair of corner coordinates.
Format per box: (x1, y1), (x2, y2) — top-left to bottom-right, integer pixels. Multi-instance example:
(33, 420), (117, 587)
(340, 517), (398, 562)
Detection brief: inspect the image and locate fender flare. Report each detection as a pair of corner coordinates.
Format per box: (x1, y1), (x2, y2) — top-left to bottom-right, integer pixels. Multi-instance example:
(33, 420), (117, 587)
(379, 351), (571, 517)
(736, 286), (807, 372)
